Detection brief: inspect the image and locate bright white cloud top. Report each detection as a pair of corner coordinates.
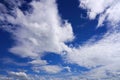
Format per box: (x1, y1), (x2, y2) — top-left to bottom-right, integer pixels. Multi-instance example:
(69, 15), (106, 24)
(80, 0), (120, 27)
(0, 0), (120, 80)
(2, 0), (74, 58)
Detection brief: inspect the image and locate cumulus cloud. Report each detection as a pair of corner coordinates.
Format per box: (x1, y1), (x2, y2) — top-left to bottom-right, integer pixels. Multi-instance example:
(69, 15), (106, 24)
(55, 0), (120, 79)
(0, 0), (74, 74)
(40, 65), (63, 74)
(8, 71), (29, 80)
(2, 72), (120, 80)
(66, 31), (120, 68)
(29, 59), (47, 65)
(0, 73), (84, 80)
(1, 0), (120, 79)
(80, 0), (120, 27)
(63, 31), (120, 79)
(32, 65), (63, 74)
(0, 0), (74, 58)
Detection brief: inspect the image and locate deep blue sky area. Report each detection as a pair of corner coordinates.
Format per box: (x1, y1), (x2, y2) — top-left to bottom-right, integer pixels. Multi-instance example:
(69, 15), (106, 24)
(57, 0), (107, 46)
(0, 0), (108, 77)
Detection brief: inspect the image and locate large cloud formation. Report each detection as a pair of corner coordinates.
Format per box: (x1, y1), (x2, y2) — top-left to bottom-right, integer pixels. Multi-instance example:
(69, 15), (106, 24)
(0, 0), (120, 79)
(1, 0), (74, 58)
(64, 0), (120, 79)
(0, 0), (74, 75)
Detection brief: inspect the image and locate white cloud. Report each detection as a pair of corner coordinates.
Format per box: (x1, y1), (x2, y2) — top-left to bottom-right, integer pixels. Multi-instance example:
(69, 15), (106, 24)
(40, 65), (63, 74)
(9, 71), (29, 80)
(29, 59), (47, 65)
(66, 31), (120, 68)
(64, 66), (71, 72)
(53, 0), (120, 79)
(0, 0), (73, 74)
(84, 63), (120, 79)
(31, 64), (63, 74)
(1, 0), (74, 58)
(1, 0), (120, 79)
(79, 0), (120, 27)
(1, 57), (27, 66)
(1, 70), (120, 80)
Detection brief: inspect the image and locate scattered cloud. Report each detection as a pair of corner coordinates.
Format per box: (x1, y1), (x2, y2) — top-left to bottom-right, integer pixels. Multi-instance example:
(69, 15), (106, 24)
(0, 0), (74, 74)
(8, 71), (29, 80)
(1, 0), (120, 79)
(40, 65), (63, 74)
(1, 58), (28, 66)
(1, 71), (120, 80)
(29, 59), (47, 65)
(50, 0), (120, 79)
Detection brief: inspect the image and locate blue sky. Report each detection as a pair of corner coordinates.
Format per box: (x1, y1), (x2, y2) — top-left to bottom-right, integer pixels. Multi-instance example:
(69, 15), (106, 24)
(0, 0), (120, 80)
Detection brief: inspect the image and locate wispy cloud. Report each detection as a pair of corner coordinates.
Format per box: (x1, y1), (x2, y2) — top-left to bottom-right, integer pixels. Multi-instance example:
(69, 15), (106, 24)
(1, 58), (28, 66)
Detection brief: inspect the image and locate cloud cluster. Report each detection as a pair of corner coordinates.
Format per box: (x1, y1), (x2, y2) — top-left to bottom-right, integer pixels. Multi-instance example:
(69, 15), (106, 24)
(67, 31), (120, 67)
(1, 71), (120, 80)
(31, 64), (63, 74)
(1, 0), (120, 79)
(54, 0), (120, 79)
(40, 65), (63, 74)
(80, 0), (120, 27)
(8, 71), (29, 80)
(1, 0), (74, 58)
(0, 0), (74, 74)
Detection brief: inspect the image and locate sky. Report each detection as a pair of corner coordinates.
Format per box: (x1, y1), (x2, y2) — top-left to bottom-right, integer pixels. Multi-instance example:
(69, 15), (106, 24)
(0, 0), (120, 80)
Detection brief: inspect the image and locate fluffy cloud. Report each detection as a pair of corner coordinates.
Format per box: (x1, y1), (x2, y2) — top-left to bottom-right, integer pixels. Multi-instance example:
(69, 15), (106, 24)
(55, 0), (120, 79)
(0, 0), (74, 74)
(80, 0), (120, 27)
(32, 65), (62, 74)
(1, 57), (27, 66)
(29, 59), (47, 65)
(67, 31), (120, 67)
(8, 71), (29, 80)
(0, 0), (74, 58)
(40, 65), (63, 74)
(0, 0), (75, 75)
(1, 72), (119, 80)
(1, 0), (120, 79)
(0, 69), (120, 80)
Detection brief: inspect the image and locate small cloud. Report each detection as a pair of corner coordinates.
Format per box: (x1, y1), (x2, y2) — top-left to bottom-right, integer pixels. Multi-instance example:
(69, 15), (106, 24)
(29, 59), (47, 65)
(8, 71), (29, 80)
(41, 65), (63, 74)
(1, 57), (28, 66)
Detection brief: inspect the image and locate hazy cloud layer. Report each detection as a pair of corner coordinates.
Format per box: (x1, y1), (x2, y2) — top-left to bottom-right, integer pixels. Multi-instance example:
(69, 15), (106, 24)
(1, 71), (120, 80)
